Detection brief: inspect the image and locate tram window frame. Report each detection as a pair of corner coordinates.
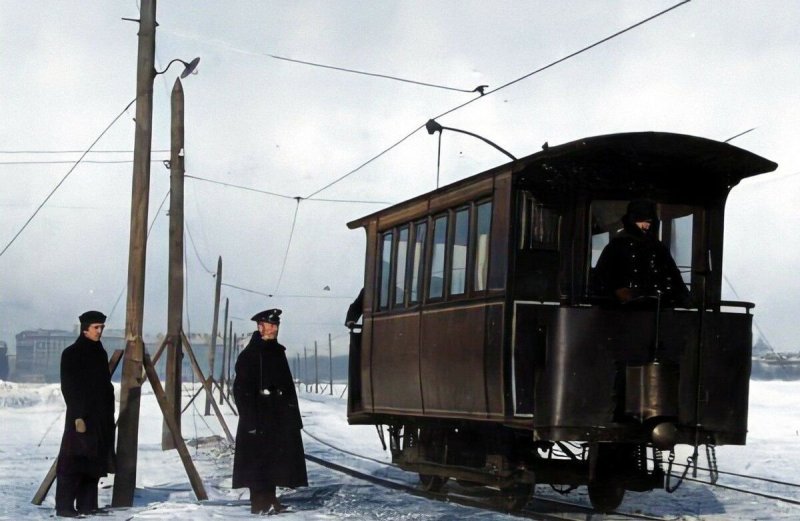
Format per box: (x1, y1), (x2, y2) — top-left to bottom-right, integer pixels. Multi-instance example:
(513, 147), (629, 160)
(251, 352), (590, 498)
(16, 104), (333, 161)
(473, 200), (493, 293)
(588, 199), (697, 294)
(428, 214), (449, 301)
(517, 190), (560, 251)
(449, 206), (470, 297)
(409, 220), (427, 305)
(394, 225), (410, 307)
(377, 231), (394, 310)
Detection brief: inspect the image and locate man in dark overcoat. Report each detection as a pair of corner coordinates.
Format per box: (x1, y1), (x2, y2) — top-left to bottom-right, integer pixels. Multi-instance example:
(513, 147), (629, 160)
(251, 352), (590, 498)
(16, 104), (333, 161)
(593, 199), (690, 308)
(56, 310), (115, 517)
(233, 308), (307, 514)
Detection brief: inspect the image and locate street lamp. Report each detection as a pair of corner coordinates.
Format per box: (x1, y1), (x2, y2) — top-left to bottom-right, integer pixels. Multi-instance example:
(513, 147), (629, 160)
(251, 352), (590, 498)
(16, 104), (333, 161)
(156, 57), (201, 78)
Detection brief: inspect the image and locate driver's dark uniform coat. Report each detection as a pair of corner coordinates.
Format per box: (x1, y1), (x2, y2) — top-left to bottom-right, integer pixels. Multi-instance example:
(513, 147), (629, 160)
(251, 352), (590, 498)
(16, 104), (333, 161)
(232, 332), (307, 489)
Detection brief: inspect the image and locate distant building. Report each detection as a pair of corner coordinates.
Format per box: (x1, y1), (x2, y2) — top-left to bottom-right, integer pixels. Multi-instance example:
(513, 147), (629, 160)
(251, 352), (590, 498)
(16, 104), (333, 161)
(14, 330), (74, 382)
(0, 341), (9, 381)
(13, 328), (126, 383)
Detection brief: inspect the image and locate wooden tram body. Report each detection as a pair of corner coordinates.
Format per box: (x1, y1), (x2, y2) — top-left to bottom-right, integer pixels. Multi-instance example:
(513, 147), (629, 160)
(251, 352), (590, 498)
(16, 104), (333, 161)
(346, 132), (777, 511)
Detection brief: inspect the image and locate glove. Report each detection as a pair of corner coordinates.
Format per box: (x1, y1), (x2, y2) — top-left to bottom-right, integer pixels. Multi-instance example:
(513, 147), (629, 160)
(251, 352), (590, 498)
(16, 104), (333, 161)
(75, 418), (87, 433)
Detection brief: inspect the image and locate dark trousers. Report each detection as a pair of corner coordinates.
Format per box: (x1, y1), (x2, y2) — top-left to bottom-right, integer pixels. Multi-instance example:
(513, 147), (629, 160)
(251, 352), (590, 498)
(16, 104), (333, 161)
(249, 485), (277, 514)
(56, 473), (99, 514)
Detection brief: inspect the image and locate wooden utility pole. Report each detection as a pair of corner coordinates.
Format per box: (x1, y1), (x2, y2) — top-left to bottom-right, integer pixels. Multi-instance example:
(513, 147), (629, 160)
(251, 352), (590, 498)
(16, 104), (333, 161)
(328, 333), (333, 395)
(218, 299), (228, 404)
(162, 77), (185, 450)
(229, 331), (237, 398)
(314, 340), (319, 393)
(205, 256), (221, 415)
(114, 0), (157, 507)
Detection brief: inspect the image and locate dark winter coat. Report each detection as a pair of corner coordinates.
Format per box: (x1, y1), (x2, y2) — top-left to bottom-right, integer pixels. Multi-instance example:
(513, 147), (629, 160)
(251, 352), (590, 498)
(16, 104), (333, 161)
(57, 335), (116, 478)
(593, 217), (690, 307)
(232, 332), (307, 489)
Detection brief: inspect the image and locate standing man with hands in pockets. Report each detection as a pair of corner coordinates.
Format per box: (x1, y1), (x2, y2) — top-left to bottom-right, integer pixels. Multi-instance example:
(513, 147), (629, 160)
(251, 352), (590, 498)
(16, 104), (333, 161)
(233, 308), (307, 515)
(56, 310), (116, 518)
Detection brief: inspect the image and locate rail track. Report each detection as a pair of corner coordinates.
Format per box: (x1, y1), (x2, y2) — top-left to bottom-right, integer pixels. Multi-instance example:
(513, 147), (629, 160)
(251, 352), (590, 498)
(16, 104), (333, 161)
(302, 427), (800, 517)
(301, 428), (667, 520)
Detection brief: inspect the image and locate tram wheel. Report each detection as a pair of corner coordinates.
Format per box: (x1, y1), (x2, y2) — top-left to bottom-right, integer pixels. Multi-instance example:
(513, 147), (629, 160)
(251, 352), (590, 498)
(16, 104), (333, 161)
(587, 480), (625, 513)
(419, 473), (447, 492)
(499, 483), (533, 511)
(417, 426), (448, 492)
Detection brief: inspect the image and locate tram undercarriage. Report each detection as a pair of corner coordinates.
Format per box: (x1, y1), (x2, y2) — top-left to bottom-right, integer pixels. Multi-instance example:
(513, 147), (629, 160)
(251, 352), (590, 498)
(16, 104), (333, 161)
(384, 421), (665, 512)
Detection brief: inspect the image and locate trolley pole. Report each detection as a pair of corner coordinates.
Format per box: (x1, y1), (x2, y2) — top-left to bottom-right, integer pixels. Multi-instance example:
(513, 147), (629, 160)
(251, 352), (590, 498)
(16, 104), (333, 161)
(205, 256), (221, 415)
(162, 77), (185, 450)
(114, 0), (157, 507)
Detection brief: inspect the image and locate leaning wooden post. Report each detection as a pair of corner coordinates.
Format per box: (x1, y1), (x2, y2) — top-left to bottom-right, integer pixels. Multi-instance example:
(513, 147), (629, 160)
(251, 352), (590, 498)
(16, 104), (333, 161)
(182, 331), (235, 443)
(113, 0), (156, 507)
(163, 77), (185, 450)
(204, 256), (221, 415)
(143, 353), (208, 500)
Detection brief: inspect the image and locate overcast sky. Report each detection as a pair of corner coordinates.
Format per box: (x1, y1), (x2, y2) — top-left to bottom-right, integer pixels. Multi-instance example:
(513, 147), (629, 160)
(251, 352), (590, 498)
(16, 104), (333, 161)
(1, 1), (798, 356)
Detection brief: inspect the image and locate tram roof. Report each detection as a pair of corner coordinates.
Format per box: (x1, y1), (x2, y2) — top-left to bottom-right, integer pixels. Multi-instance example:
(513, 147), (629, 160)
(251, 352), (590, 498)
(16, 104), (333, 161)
(348, 131), (777, 229)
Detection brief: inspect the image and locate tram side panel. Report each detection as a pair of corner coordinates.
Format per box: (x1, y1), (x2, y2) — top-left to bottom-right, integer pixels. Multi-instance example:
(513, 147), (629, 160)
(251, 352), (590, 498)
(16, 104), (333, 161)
(420, 305), (489, 419)
(371, 314), (423, 415)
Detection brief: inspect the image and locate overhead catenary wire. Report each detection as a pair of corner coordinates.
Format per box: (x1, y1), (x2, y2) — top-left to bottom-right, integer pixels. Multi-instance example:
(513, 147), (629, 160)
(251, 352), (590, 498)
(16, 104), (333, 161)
(184, 219), (215, 276)
(0, 149), (169, 154)
(0, 159), (168, 166)
(107, 189), (171, 323)
(0, 97), (136, 259)
(304, 0), (692, 199)
(267, 53), (487, 94)
(221, 282), (352, 300)
(185, 174), (392, 205)
(273, 198), (300, 294)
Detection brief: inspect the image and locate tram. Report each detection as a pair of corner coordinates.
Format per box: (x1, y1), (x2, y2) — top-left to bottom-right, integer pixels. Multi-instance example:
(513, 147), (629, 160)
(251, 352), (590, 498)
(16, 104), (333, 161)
(346, 131), (777, 511)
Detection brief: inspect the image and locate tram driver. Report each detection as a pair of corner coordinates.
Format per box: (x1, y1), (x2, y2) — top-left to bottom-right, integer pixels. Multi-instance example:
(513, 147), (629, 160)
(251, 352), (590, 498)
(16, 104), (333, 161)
(592, 199), (690, 308)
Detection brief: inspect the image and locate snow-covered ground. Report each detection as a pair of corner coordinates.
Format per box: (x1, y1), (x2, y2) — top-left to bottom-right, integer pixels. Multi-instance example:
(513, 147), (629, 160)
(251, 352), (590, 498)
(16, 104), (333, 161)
(1, 379), (798, 520)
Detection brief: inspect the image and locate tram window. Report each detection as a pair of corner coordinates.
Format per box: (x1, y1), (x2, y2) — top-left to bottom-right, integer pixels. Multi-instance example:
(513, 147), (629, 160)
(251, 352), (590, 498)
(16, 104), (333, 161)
(394, 227), (409, 306)
(668, 213), (693, 285)
(378, 232), (393, 309)
(474, 201), (492, 291)
(409, 222), (427, 303)
(450, 208), (469, 295)
(518, 191), (559, 250)
(589, 200), (626, 268)
(429, 215), (448, 299)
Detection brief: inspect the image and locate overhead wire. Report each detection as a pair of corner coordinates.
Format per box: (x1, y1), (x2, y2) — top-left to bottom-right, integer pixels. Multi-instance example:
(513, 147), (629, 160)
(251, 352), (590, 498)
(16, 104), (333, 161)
(184, 219), (215, 275)
(273, 198), (301, 294)
(0, 149), (169, 154)
(107, 189), (171, 323)
(0, 97), (136, 259)
(221, 283), (351, 300)
(267, 53), (486, 94)
(0, 159), (168, 166)
(185, 174), (392, 205)
(304, 0), (692, 199)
